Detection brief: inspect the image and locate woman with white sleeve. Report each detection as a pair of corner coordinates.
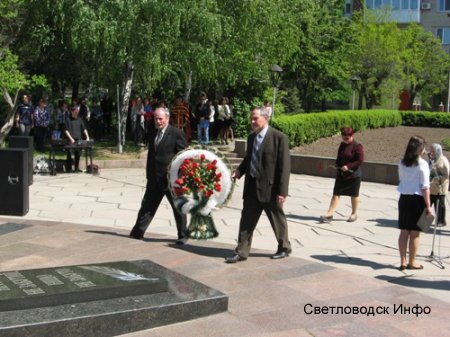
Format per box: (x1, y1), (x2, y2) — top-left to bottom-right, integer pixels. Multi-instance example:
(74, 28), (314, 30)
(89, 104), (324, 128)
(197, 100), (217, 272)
(397, 136), (432, 271)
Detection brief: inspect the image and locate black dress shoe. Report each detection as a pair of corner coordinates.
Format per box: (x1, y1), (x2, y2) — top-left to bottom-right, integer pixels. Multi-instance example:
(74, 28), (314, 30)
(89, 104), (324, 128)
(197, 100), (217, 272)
(175, 237), (189, 245)
(225, 254), (247, 263)
(129, 233), (143, 240)
(271, 251), (289, 260)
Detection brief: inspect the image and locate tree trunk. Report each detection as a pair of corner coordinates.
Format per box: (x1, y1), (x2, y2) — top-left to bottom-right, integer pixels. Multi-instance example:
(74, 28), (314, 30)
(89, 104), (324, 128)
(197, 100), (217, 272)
(184, 70), (192, 102)
(72, 80), (80, 101)
(0, 89), (19, 146)
(119, 61), (134, 145)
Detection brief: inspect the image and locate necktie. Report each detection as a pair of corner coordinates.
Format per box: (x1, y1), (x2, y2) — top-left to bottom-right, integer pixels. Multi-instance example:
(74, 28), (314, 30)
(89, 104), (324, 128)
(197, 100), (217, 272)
(155, 130), (163, 148)
(250, 134), (262, 178)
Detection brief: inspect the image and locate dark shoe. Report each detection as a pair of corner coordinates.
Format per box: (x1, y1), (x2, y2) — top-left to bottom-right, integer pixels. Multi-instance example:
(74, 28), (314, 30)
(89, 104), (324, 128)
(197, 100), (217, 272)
(175, 236), (189, 245)
(74, 168), (83, 173)
(129, 233), (143, 240)
(225, 254), (247, 263)
(319, 215), (333, 223)
(398, 265), (407, 271)
(407, 264), (424, 270)
(271, 251), (289, 260)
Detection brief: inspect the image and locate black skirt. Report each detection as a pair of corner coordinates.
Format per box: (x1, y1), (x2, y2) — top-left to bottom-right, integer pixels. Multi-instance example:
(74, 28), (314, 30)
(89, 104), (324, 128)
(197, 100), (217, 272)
(333, 175), (361, 197)
(398, 194), (424, 231)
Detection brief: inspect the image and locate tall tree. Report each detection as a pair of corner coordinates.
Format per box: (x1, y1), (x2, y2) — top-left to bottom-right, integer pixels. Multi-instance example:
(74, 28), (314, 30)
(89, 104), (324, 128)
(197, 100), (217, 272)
(0, 0), (47, 145)
(283, 0), (354, 112)
(402, 23), (449, 110)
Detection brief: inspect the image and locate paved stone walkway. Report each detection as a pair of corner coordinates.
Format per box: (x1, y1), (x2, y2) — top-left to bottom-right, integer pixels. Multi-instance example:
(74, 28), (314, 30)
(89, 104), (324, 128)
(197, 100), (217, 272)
(0, 168), (449, 336)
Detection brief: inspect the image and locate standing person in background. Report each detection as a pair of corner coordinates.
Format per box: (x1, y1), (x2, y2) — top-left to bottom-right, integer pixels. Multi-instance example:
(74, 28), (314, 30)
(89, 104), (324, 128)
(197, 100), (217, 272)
(195, 92), (211, 146)
(129, 107), (189, 244)
(33, 98), (50, 152)
(131, 96), (145, 146)
(320, 127), (364, 223)
(428, 143), (449, 227)
(15, 94), (34, 136)
(78, 97), (91, 126)
(225, 106), (291, 263)
(143, 97), (154, 142)
(217, 97), (232, 144)
(56, 100), (69, 130)
(397, 136), (432, 270)
(63, 106), (90, 173)
(101, 93), (114, 135)
(209, 99), (217, 141)
(170, 95), (191, 142)
(90, 99), (104, 140)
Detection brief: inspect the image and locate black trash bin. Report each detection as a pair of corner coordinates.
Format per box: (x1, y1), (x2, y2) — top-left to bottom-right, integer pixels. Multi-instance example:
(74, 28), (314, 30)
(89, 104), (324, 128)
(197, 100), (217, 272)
(0, 149), (29, 216)
(9, 135), (34, 185)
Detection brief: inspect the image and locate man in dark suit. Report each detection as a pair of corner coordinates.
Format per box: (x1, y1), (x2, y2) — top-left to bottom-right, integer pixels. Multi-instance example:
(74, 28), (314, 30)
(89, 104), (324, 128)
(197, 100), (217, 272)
(226, 107), (292, 263)
(129, 107), (189, 244)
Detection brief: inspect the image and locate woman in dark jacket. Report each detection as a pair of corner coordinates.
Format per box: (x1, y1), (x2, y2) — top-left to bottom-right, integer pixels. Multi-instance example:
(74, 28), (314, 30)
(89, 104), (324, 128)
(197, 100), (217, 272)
(320, 127), (364, 223)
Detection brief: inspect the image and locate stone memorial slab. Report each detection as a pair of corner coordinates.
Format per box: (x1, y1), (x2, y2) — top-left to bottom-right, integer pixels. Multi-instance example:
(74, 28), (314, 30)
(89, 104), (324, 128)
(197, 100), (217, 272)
(0, 260), (228, 337)
(0, 261), (167, 311)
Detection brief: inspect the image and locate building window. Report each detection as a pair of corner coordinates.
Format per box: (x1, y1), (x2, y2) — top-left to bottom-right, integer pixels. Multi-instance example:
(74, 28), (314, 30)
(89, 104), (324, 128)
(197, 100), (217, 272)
(439, 0), (450, 11)
(345, 3), (351, 14)
(437, 28), (450, 45)
(365, 0), (419, 10)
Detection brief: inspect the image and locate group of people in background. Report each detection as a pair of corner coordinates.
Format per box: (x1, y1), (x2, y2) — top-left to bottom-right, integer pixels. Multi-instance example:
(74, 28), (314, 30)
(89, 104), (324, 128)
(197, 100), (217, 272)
(128, 92), (234, 147)
(15, 93), (114, 150)
(14, 91), (235, 155)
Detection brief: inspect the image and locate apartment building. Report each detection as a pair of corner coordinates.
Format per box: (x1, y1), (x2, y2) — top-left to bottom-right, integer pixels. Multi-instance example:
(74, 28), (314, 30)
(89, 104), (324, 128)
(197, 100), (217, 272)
(345, 0), (450, 52)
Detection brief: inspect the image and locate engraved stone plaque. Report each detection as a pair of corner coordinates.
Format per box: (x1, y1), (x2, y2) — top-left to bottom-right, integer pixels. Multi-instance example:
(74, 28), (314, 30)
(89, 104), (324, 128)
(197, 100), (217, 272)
(0, 261), (167, 311)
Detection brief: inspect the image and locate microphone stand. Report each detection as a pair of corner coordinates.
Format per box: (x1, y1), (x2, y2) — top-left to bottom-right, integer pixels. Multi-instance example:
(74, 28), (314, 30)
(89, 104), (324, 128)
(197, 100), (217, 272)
(426, 198), (449, 269)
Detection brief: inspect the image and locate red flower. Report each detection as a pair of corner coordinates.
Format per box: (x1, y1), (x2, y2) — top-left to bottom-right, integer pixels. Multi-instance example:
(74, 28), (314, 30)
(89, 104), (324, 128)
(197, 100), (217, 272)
(172, 152), (227, 201)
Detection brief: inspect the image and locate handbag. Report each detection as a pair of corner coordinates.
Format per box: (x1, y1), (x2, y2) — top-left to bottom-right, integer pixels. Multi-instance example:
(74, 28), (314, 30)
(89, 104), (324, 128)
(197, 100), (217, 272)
(416, 208), (434, 232)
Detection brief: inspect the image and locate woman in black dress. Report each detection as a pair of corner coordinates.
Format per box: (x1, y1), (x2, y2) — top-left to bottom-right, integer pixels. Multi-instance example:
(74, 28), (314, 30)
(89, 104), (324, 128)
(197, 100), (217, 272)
(320, 127), (364, 223)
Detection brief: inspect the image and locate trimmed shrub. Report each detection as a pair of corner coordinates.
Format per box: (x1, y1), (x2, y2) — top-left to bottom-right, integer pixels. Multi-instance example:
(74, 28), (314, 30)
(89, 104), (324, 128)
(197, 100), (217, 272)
(273, 110), (402, 148)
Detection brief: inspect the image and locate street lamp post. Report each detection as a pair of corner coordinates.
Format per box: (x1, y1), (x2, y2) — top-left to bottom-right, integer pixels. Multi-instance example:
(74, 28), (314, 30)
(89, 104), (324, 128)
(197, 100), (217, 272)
(351, 75), (361, 111)
(269, 64), (283, 118)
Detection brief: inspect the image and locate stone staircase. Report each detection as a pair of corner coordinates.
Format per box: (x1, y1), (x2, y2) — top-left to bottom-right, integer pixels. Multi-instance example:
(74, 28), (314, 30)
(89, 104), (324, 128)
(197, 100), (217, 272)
(211, 143), (244, 170)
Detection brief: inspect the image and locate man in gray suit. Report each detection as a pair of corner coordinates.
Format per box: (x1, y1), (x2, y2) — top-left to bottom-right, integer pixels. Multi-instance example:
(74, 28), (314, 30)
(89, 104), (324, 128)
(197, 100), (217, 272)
(226, 107), (292, 263)
(129, 107), (189, 244)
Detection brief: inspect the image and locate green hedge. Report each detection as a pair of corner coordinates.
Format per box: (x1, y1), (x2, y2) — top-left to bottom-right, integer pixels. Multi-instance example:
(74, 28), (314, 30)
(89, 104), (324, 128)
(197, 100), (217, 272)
(272, 110), (402, 148)
(400, 111), (450, 128)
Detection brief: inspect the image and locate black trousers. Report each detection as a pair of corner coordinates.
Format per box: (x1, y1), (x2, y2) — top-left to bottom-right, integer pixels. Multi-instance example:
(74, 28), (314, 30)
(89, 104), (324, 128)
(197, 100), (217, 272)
(130, 181), (187, 239)
(236, 177), (291, 258)
(66, 147), (81, 171)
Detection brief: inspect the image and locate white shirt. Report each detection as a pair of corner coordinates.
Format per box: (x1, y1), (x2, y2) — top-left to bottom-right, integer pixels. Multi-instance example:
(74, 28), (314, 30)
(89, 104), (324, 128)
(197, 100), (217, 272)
(397, 157), (430, 195)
